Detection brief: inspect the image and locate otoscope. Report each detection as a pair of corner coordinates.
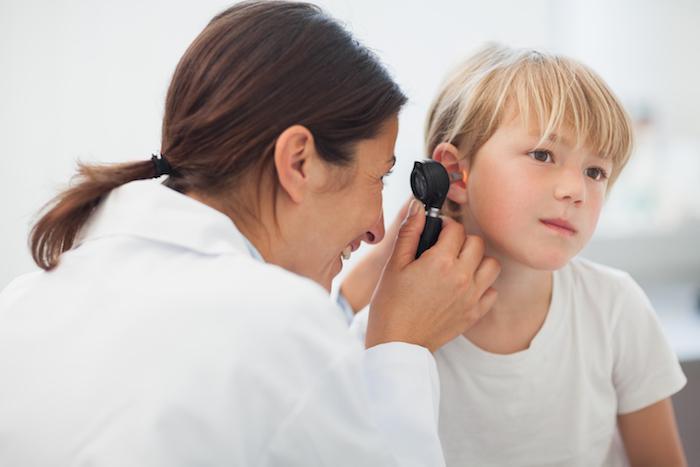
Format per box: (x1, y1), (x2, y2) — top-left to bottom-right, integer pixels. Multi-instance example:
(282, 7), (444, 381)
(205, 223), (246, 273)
(410, 160), (465, 258)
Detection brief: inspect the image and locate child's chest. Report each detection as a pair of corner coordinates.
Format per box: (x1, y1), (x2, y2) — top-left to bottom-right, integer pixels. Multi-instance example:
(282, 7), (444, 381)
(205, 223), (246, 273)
(435, 315), (620, 466)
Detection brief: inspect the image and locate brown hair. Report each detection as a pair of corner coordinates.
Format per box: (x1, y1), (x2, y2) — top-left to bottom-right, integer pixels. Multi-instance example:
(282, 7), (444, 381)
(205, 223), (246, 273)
(426, 43), (633, 221)
(31, 1), (406, 270)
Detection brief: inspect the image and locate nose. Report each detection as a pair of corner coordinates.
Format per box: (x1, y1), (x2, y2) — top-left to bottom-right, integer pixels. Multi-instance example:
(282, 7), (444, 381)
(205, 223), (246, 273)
(553, 167), (585, 205)
(363, 211), (385, 245)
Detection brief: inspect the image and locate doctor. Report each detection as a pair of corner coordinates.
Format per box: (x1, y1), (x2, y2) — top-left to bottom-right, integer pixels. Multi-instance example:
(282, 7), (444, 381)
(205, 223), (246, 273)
(0, 2), (499, 466)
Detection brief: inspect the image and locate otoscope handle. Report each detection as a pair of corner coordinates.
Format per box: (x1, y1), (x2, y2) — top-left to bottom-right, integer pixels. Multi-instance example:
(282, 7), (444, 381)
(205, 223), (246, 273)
(416, 214), (442, 259)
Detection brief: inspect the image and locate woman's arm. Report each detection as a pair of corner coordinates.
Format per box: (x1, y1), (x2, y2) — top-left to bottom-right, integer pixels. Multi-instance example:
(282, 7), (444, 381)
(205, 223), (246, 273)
(617, 398), (687, 467)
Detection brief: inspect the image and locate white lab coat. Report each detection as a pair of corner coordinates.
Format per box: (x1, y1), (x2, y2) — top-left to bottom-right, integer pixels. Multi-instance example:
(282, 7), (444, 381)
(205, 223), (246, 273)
(0, 179), (444, 466)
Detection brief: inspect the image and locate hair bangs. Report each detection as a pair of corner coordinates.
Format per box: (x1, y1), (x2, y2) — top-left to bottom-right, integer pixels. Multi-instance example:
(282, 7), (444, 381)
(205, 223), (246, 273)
(426, 43), (633, 192)
(507, 54), (633, 185)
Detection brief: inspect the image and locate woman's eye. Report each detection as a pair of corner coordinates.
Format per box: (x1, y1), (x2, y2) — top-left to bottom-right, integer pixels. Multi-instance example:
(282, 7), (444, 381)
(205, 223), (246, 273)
(380, 169), (393, 186)
(585, 167), (608, 181)
(528, 150), (553, 163)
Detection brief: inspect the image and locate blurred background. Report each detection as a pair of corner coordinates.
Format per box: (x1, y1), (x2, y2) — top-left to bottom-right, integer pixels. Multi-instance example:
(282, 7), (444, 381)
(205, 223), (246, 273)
(2, 0), (698, 460)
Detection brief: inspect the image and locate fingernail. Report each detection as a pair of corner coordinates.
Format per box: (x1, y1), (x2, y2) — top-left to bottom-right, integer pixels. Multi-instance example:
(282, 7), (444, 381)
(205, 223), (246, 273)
(405, 199), (420, 221)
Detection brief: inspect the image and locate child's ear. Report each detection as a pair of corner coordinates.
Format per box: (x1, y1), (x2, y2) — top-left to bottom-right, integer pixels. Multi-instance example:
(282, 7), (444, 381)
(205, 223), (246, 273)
(432, 142), (469, 204)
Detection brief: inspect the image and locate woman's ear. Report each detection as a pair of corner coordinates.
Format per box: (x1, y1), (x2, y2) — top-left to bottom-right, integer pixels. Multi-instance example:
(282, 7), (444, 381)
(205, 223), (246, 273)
(432, 142), (469, 204)
(274, 125), (318, 204)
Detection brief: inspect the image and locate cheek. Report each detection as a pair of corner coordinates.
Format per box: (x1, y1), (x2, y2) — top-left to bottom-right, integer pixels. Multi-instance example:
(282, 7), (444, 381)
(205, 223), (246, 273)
(346, 184), (383, 233)
(468, 168), (533, 232)
(581, 190), (606, 234)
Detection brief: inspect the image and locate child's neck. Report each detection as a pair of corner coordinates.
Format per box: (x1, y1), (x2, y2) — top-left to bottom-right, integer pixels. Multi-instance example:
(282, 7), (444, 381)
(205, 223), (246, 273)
(490, 259), (552, 318)
(463, 254), (554, 354)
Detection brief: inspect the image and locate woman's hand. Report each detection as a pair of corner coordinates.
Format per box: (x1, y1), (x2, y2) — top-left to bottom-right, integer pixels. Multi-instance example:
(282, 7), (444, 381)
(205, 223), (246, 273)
(366, 201), (500, 353)
(340, 198), (412, 313)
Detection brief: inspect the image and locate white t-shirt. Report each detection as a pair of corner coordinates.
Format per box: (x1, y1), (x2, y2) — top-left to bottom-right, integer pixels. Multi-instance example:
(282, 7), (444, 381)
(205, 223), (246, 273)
(352, 257), (687, 467)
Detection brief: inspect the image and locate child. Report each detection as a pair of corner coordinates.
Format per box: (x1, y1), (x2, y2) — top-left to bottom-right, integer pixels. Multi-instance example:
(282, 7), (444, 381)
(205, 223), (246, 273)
(344, 44), (687, 466)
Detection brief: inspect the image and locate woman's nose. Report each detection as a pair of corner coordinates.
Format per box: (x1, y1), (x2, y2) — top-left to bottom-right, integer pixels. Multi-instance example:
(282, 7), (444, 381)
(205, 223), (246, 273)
(363, 211), (385, 245)
(553, 168), (585, 205)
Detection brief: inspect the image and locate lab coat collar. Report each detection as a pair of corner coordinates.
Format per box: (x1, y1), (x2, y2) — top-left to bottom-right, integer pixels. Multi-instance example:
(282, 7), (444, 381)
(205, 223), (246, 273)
(77, 179), (249, 257)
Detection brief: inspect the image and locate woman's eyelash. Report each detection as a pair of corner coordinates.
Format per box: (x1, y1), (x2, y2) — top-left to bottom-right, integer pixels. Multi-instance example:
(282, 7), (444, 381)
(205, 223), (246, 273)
(380, 169), (393, 184)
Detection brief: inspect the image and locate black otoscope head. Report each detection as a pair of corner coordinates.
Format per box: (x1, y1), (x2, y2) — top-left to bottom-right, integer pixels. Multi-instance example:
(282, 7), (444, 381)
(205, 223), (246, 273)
(410, 160), (451, 258)
(410, 160), (450, 210)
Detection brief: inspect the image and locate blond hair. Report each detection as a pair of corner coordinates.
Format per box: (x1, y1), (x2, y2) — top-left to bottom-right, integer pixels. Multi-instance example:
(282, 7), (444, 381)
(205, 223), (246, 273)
(426, 43), (633, 202)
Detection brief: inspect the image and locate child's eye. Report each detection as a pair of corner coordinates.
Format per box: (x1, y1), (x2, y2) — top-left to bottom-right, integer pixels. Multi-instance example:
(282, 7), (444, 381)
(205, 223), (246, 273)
(585, 167), (608, 181)
(528, 149), (553, 163)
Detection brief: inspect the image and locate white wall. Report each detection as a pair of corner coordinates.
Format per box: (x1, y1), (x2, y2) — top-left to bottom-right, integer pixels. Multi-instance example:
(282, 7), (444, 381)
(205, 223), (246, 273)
(2, 0), (699, 290)
(1, 1), (222, 287)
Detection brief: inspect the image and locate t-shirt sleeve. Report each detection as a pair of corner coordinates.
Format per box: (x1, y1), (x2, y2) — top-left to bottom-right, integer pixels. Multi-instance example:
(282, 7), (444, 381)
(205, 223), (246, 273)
(611, 274), (687, 414)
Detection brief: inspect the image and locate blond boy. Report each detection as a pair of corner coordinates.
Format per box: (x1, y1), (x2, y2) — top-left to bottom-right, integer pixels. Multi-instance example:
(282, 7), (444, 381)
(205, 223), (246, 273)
(344, 44), (687, 466)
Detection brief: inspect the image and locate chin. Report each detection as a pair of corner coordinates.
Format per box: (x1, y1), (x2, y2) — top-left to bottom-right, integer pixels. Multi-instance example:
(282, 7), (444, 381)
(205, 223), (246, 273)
(317, 258), (342, 293)
(529, 249), (575, 271)
(506, 245), (574, 271)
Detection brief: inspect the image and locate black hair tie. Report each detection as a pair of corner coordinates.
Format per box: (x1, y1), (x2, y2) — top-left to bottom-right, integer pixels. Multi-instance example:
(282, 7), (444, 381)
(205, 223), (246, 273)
(151, 154), (173, 178)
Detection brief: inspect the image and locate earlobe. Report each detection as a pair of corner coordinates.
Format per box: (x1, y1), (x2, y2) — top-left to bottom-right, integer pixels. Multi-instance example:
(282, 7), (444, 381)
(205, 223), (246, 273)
(432, 142), (469, 204)
(274, 125), (315, 204)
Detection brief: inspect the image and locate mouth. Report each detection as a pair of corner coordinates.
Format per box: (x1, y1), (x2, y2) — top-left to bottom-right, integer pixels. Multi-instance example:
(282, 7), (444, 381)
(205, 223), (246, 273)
(540, 218), (577, 236)
(340, 241), (361, 261)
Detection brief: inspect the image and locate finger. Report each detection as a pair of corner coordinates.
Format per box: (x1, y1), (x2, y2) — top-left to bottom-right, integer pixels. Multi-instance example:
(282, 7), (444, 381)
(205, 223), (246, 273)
(378, 196), (416, 255)
(457, 234), (486, 269)
(472, 256), (501, 296)
(423, 216), (466, 258)
(388, 199), (425, 269)
(390, 196), (415, 232)
(471, 287), (498, 322)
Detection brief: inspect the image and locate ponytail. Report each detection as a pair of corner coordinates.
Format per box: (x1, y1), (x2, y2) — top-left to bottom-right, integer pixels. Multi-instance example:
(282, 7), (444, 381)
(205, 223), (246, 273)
(30, 159), (159, 271)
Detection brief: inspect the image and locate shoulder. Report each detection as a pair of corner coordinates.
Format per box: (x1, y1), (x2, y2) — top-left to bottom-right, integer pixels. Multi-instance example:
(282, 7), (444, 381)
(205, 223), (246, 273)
(190, 252), (338, 318)
(565, 257), (646, 304)
(563, 263), (689, 414)
(566, 256), (634, 289)
(564, 257), (655, 329)
(119, 251), (358, 408)
(147, 249), (348, 343)
(0, 271), (43, 309)
(65, 235), (351, 354)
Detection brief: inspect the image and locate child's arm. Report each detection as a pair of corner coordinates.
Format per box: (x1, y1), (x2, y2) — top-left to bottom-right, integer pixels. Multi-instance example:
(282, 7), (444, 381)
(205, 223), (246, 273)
(617, 398), (687, 467)
(610, 272), (688, 466)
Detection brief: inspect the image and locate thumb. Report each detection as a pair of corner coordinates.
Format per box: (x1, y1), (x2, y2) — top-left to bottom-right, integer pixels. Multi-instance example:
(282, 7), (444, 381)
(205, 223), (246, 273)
(388, 199), (425, 269)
